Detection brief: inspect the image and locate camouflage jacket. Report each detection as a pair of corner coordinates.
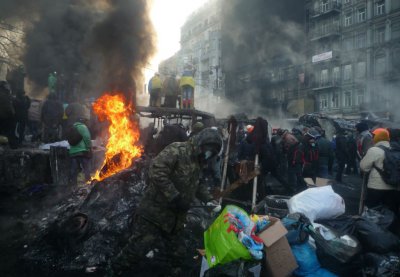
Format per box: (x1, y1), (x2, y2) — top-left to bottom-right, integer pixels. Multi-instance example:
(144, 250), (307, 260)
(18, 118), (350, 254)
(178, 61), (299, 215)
(137, 139), (213, 233)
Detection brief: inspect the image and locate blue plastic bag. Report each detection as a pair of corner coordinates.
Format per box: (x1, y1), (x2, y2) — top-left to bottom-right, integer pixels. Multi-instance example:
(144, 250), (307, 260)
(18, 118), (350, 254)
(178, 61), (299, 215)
(291, 242), (337, 277)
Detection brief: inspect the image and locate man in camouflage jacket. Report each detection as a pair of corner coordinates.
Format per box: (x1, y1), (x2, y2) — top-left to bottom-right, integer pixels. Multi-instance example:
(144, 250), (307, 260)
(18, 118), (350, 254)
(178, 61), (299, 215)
(110, 128), (222, 276)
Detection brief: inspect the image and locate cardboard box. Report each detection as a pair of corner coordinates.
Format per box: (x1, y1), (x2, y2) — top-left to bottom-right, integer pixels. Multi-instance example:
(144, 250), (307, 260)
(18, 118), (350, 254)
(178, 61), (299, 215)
(257, 217), (298, 277)
(304, 177), (332, 187)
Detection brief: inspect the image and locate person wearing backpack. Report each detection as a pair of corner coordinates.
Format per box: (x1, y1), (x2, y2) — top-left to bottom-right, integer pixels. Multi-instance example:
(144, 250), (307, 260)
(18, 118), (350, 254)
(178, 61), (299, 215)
(68, 118), (92, 186)
(360, 128), (399, 213)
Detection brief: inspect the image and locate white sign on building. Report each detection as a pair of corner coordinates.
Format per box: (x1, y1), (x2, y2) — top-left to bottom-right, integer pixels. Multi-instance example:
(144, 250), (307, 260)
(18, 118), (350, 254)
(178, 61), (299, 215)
(312, 51), (333, 63)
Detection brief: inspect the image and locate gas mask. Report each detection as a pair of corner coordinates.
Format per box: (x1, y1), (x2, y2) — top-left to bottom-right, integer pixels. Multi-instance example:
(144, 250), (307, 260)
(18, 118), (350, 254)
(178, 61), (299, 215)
(199, 143), (220, 163)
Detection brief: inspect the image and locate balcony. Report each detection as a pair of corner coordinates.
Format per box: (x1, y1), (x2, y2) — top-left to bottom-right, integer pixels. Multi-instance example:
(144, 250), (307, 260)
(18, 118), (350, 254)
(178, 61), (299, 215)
(312, 79), (341, 91)
(309, 24), (340, 41)
(312, 50), (340, 64)
(310, 2), (341, 18)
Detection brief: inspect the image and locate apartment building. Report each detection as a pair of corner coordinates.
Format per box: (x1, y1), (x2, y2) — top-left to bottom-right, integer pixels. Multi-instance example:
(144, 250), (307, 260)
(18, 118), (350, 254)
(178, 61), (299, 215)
(307, 0), (400, 117)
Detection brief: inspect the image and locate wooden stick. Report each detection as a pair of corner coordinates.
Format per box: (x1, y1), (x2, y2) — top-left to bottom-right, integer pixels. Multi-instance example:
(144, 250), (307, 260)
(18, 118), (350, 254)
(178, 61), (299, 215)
(219, 124), (233, 204)
(251, 154), (259, 211)
(358, 173), (368, 215)
(214, 170), (259, 199)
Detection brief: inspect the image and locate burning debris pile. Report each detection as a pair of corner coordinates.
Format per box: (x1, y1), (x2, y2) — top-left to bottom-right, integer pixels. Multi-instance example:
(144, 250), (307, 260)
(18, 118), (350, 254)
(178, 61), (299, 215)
(92, 93), (142, 181)
(20, 159), (210, 276)
(22, 165), (147, 276)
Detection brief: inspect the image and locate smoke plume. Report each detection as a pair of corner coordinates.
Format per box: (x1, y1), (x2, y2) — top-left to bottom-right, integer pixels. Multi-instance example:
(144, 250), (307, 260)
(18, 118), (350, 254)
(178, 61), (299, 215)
(221, 0), (306, 114)
(0, 0), (156, 100)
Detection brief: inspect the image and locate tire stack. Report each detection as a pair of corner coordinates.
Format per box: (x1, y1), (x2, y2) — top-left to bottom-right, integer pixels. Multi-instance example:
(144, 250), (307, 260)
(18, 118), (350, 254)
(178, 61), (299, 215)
(264, 195), (291, 218)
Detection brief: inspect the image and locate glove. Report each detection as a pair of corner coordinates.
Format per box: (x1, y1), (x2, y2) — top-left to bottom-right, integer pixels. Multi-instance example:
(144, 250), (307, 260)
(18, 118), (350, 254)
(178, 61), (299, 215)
(170, 195), (191, 212)
(206, 200), (221, 213)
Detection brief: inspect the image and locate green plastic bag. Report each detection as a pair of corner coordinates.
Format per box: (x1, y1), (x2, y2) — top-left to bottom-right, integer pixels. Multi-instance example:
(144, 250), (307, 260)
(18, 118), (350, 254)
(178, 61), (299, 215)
(204, 205), (252, 267)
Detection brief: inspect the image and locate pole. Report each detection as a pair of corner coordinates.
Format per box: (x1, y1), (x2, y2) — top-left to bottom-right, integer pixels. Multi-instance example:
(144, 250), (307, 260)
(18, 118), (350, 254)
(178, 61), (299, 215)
(219, 124), (233, 204)
(358, 173), (368, 215)
(251, 154), (259, 211)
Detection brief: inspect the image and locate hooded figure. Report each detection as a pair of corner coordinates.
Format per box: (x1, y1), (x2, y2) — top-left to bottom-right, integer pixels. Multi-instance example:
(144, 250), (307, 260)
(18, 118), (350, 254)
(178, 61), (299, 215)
(356, 122), (373, 159)
(360, 128), (398, 212)
(111, 128), (221, 276)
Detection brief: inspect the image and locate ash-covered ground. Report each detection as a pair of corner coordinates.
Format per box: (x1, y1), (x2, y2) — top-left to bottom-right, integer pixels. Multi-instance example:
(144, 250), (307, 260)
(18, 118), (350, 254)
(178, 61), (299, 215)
(0, 157), (213, 277)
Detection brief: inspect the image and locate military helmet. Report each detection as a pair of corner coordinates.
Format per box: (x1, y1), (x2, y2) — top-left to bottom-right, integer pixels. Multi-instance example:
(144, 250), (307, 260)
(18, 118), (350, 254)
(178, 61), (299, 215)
(195, 127), (222, 152)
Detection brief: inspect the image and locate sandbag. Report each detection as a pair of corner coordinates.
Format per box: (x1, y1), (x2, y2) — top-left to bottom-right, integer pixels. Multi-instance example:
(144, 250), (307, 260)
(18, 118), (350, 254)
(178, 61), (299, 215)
(364, 252), (400, 277)
(288, 186), (345, 222)
(355, 219), (400, 254)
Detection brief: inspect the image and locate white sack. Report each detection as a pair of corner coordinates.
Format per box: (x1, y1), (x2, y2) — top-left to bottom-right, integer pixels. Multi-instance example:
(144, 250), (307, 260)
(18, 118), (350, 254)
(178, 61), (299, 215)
(288, 185), (345, 222)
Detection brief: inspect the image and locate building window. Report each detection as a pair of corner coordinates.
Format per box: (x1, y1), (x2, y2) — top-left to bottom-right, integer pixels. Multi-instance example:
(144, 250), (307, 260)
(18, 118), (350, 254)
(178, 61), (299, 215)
(344, 12), (353, 27)
(333, 67), (340, 83)
(376, 1), (385, 16)
(375, 27), (385, 43)
(332, 93), (340, 108)
(392, 22), (400, 39)
(357, 8), (366, 23)
(357, 88), (365, 105)
(343, 37), (353, 50)
(375, 55), (386, 75)
(344, 0), (351, 4)
(321, 69), (329, 85)
(356, 61), (366, 78)
(356, 32), (367, 48)
(344, 91), (352, 107)
(320, 94), (328, 110)
(321, 0), (329, 12)
(344, 64), (352, 81)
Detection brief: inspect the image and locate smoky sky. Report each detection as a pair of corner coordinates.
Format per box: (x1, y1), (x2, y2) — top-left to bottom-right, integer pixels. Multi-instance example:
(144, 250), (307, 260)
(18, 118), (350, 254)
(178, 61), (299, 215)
(221, 0), (306, 107)
(0, 0), (155, 100)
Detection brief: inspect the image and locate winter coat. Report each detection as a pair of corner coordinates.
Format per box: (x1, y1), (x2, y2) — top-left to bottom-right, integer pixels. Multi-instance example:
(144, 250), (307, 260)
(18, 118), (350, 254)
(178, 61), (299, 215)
(68, 122), (92, 156)
(0, 90), (15, 119)
(357, 130), (373, 159)
(317, 137), (334, 169)
(13, 95), (31, 121)
(41, 99), (64, 127)
(163, 77), (179, 96)
(335, 134), (348, 162)
(360, 141), (395, 191)
(148, 76), (162, 92)
(137, 139), (213, 233)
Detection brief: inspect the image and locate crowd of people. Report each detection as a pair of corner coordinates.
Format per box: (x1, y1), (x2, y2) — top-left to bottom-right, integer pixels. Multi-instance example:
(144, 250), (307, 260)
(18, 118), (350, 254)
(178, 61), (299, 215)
(0, 80), (95, 188)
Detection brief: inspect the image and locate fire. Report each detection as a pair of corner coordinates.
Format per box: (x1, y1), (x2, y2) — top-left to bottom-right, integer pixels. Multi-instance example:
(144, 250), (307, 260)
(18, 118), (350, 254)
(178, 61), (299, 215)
(91, 93), (142, 181)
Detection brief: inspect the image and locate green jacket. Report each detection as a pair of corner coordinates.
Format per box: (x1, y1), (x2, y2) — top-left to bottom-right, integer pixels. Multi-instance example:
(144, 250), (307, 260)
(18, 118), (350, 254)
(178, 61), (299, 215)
(69, 122), (91, 156)
(137, 139), (212, 233)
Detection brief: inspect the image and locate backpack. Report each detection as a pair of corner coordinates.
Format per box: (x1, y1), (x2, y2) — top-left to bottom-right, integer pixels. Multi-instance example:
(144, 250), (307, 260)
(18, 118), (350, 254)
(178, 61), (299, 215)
(374, 145), (400, 187)
(66, 125), (83, 146)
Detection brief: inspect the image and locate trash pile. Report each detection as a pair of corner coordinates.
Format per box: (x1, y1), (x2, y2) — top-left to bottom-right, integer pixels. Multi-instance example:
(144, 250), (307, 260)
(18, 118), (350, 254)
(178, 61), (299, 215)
(202, 183), (400, 277)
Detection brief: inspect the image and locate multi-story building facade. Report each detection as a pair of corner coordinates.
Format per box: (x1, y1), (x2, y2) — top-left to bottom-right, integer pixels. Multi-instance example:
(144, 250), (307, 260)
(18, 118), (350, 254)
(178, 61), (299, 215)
(159, 0), (224, 111)
(307, 0), (400, 118)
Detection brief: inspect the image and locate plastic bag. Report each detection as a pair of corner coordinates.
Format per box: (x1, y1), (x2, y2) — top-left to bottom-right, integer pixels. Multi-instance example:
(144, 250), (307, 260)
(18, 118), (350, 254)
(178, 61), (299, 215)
(362, 206), (395, 230)
(204, 205), (252, 268)
(316, 215), (357, 237)
(288, 186), (345, 222)
(282, 213), (311, 245)
(364, 252), (400, 277)
(291, 242), (337, 277)
(310, 224), (361, 263)
(355, 219), (400, 254)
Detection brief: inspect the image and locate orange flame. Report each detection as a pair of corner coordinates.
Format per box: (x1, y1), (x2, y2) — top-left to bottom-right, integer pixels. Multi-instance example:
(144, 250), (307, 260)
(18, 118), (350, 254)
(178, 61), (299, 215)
(91, 93), (142, 181)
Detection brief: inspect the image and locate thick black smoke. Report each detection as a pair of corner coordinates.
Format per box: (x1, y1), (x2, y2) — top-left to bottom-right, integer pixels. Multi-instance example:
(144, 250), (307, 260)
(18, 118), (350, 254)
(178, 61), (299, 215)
(0, 0), (155, 100)
(221, 0), (306, 108)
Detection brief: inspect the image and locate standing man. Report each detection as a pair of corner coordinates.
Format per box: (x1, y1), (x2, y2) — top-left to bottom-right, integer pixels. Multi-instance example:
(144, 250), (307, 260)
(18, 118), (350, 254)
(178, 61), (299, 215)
(109, 128), (221, 276)
(48, 72), (57, 94)
(68, 118), (92, 186)
(0, 81), (17, 148)
(314, 127), (333, 178)
(163, 74), (179, 108)
(41, 94), (64, 143)
(335, 130), (349, 182)
(148, 73), (162, 107)
(356, 122), (373, 160)
(179, 69), (195, 109)
(360, 128), (398, 212)
(13, 90), (31, 144)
